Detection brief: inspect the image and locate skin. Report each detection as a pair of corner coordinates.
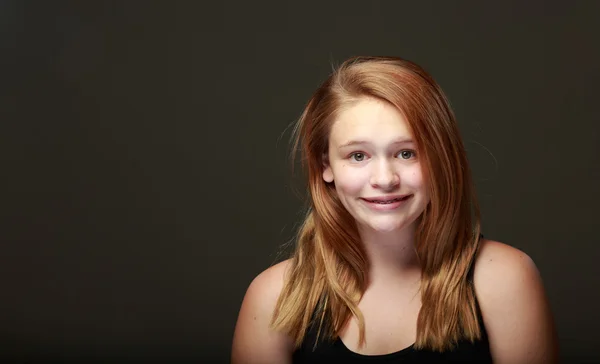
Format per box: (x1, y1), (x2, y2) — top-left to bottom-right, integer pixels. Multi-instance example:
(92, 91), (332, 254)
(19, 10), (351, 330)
(322, 97), (428, 284)
(322, 97), (429, 236)
(231, 97), (559, 364)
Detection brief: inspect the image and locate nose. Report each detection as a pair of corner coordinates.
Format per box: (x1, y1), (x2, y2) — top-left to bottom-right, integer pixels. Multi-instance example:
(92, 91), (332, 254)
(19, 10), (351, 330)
(370, 159), (400, 190)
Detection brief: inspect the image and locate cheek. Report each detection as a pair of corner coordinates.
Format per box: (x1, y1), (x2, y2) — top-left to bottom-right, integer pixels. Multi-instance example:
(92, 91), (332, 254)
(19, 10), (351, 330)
(401, 166), (426, 189)
(333, 166), (365, 196)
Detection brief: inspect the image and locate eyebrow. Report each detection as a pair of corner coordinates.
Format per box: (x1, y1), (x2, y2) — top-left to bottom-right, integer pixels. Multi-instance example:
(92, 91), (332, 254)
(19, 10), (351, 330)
(338, 138), (414, 148)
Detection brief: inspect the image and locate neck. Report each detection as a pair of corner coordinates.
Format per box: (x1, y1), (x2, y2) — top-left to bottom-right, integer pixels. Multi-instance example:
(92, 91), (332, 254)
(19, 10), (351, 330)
(358, 223), (422, 289)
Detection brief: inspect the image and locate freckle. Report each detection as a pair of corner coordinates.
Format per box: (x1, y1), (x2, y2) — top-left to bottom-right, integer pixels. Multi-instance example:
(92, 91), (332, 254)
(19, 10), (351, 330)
(253, 316), (257, 320)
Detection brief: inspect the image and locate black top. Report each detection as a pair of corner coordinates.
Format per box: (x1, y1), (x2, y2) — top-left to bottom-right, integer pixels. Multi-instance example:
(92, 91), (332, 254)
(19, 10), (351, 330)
(292, 234), (491, 363)
(292, 308), (492, 363)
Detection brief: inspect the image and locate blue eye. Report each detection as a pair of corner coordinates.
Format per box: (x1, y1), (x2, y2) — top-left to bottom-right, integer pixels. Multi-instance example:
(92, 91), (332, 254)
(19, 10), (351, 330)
(398, 150), (416, 159)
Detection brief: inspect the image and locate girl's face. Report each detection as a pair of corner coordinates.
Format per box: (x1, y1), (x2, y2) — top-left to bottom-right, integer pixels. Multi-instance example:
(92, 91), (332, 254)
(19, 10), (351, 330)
(323, 97), (430, 234)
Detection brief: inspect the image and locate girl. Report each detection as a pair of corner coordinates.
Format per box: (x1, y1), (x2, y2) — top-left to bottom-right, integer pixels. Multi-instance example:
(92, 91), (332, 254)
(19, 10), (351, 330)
(232, 56), (558, 363)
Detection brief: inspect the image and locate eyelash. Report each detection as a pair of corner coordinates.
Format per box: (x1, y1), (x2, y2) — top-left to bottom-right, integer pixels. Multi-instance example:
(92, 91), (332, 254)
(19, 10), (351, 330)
(348, 150), (417, 162)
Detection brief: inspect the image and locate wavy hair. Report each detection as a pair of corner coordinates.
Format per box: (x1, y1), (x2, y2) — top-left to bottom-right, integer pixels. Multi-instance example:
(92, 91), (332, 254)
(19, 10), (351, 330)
(270, 56), (482, 352)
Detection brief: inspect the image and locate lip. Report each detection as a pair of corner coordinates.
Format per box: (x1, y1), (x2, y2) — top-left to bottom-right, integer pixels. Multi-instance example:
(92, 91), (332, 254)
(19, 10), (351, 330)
(360, 194), (413, 211)
(361, 194), (411, 202)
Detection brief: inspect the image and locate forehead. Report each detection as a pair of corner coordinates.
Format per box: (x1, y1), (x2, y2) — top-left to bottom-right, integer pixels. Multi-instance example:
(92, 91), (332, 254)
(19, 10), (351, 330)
(329, 97), (413, 144)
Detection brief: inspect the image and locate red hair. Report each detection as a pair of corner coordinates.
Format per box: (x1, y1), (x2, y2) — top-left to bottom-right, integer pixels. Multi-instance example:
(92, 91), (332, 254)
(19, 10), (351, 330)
(271, 56), (482, 352)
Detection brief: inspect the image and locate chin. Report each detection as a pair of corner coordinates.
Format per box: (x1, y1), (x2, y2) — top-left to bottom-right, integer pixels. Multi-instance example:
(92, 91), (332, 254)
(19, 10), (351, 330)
(364, 221), (407, 234)
(358, 213), (423, 234)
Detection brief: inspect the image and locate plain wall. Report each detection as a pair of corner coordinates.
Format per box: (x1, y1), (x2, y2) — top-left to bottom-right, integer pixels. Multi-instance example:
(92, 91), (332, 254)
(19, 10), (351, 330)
(1, 1), (598, 362)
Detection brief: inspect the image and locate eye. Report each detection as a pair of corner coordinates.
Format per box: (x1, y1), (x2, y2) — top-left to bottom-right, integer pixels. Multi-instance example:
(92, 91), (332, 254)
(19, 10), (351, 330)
(398, 150), (416, 159)
(350, 152), (366, 162)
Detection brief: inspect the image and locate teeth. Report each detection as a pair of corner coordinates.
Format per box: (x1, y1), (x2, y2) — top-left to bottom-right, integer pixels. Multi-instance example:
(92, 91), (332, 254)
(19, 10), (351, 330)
(373, 199), (398, 204)
(368, 197), (407, 204)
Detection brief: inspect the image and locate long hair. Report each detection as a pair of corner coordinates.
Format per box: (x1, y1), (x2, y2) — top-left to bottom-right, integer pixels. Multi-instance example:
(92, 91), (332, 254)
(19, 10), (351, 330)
(270, 56), (482, 352)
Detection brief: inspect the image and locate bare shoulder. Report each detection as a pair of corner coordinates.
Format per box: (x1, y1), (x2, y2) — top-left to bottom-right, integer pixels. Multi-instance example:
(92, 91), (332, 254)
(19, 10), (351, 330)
(231, 259), (294, 364)
(473, 239), (559, 364)
(246, 259), (292, 303)
(473, 239), (536, 288)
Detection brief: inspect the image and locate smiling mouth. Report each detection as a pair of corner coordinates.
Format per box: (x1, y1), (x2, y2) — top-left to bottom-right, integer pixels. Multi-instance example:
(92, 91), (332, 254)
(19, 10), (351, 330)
(363, 195), (412, 204)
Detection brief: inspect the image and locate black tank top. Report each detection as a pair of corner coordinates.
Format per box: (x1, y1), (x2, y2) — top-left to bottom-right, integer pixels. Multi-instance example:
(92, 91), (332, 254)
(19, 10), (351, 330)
(292, 310), (492, 363)
(293, 235), (491, 363)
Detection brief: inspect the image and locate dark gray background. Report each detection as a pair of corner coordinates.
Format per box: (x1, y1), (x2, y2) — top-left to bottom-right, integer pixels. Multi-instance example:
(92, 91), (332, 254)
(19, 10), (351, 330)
(1, 1), (598, 363)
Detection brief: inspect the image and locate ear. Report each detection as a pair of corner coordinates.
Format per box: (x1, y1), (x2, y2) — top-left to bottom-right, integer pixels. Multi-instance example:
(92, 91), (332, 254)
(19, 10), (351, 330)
(322, 152), (334, 183)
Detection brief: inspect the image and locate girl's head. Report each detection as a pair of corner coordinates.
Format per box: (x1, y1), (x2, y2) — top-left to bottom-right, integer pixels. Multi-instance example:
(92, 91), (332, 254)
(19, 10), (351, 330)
(293, 56), (475, 247)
